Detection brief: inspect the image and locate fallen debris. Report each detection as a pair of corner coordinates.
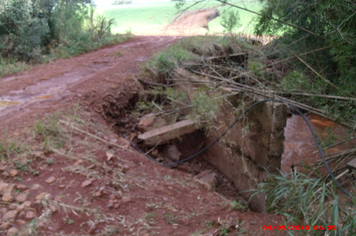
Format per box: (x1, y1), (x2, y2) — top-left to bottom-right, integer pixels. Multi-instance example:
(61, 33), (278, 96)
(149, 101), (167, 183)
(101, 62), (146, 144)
(138, 119), (198, 146)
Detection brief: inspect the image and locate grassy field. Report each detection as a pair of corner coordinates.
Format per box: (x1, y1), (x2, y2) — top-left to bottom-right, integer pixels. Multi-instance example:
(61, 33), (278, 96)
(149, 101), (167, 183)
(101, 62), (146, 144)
(102, 1), (263, 35)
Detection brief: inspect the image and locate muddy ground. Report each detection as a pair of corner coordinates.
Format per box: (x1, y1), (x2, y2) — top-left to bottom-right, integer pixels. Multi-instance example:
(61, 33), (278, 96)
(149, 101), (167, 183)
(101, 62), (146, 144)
(0, 35), (290, 236)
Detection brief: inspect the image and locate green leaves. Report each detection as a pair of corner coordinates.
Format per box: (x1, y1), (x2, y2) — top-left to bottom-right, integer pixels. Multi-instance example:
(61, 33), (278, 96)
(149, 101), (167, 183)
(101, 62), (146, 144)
(220, 10), (241, 34)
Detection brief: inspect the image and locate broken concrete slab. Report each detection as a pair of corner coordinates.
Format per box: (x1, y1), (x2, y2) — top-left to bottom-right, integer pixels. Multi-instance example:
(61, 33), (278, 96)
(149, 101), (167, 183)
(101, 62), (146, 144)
(138, 119), (197, 146)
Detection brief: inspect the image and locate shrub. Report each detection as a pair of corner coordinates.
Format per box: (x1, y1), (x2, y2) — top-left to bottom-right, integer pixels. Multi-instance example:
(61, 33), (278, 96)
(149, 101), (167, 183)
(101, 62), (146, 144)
(0, 0), (119, 64)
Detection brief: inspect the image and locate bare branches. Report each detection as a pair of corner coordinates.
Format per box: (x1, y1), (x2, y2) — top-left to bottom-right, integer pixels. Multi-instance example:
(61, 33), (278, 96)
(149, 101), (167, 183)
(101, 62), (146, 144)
(291, 51), (339, 89)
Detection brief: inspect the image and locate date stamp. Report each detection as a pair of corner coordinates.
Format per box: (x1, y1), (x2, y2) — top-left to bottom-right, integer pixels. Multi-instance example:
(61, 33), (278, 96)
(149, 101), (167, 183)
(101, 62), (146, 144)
(262, 225), (337, 231)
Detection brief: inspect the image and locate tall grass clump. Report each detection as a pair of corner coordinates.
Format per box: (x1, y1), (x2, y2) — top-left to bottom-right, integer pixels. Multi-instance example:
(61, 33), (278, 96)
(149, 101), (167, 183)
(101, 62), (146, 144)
(148, 43), (200, 77)
(252, 171), (356, 235)
(0, 129), (24, 161)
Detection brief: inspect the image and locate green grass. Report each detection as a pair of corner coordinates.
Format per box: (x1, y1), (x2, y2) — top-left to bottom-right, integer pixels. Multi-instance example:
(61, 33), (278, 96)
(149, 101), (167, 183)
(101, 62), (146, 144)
(0, 129), (25, 161)
(102, 1), (264, 35)
(103, 2), (180, 33)
(0, 57), (31, 79)
(251, 171), (356, 235)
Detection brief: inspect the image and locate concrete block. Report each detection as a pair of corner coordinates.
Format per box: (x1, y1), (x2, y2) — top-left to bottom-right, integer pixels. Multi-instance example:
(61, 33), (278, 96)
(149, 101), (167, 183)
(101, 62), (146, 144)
(138, 119), (197, 146)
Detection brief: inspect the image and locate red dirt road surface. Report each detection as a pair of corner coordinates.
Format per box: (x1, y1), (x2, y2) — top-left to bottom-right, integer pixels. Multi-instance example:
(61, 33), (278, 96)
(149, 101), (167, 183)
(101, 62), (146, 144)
(0, 36), (284, 235)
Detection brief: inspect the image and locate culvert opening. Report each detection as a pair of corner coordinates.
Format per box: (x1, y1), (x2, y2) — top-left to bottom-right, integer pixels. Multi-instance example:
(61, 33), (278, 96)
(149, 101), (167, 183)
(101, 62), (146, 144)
(95, 88), (284, 213)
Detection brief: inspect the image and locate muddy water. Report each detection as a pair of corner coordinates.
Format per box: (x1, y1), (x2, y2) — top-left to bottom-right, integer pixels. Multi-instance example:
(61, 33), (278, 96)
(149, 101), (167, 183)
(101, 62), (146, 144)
(282, 114), (355, 173)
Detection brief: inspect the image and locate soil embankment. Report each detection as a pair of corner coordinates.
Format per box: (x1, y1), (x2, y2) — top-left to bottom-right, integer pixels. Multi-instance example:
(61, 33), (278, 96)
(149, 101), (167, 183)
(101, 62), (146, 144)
(0, 36), (285, 235)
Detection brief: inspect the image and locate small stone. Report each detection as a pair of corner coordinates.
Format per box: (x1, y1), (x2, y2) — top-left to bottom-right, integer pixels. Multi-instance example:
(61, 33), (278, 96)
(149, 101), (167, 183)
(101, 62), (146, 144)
(44, 193), (52, 200)
(2, 193), (13, 203)
(0, 182), (9, 194)
(93, 192), (101, 197)
(45, 176), (55, 184)
(32, 151), (43, 158)
(114, 203), (120, 208)
(15, 219), (26, 225)
(35, 193), (45, 201)
(18, 211), (25, 218)
(0, 208), (7, 214)
(109, 194), (115, 200)
(0, 222), (11, 230)
(35, 192), (49, 201)
(2, 172), (9, 177)
(137, 115), (155, 131)
(109, 138), (117, 144)
(21, 201), (31, 209)
(81, 179), (94, 187)
(166, 145), (181, 162)
(2, 210), (18, 221)
(16, 184), (27, 190)
(31, 184), (41, 190)
(106, 152), (114, 162)
(122, 196), (131, 203)
(118, 137), (130, 146)
(7, 227), (19, 236)
(25, 211), (36, 219)
(8, 204), (17, 210)
(49, 205), (57, 213)
(16, 205), (24, 212)
(15, 193), (28, 203)
(74, 160), (84, 166)
(195, 171), (217, 191)
(106, 203), (113, 208)
(36, 222), (46, 230)
(33, 201), (41, 209)
(9, 170), (18, 177)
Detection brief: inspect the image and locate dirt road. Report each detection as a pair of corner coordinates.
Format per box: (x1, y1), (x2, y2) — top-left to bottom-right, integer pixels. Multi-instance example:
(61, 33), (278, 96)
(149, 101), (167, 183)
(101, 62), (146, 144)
(0, 36), (179, 135)
(0, 36), (283, 235)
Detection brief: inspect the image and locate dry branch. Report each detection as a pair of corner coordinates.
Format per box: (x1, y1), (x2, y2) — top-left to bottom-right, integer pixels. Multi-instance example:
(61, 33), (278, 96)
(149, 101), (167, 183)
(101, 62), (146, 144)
(291, 51), (339, 89)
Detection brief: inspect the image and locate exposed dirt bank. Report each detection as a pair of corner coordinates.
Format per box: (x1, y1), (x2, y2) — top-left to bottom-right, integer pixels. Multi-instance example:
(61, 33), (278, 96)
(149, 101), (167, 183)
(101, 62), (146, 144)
(0, 36), (284, 235)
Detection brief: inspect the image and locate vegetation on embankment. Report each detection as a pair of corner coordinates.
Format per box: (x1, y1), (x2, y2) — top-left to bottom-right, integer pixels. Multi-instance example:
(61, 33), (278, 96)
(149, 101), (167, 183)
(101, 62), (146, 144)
(141, 31), (356, 234)
(0, 0), (132, 78)
(146, 0), (356, 232)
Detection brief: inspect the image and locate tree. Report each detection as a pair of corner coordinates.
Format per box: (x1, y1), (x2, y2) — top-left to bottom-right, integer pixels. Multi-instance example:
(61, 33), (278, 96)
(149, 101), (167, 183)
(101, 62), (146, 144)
(0, 0), (104, 61)
(254, 0), (356, 95)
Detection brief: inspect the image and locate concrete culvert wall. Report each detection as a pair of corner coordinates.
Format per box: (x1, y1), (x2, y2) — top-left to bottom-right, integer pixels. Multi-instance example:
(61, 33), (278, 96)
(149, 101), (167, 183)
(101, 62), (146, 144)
(135, 41), (288, 212)
(203, 97), (287, 212)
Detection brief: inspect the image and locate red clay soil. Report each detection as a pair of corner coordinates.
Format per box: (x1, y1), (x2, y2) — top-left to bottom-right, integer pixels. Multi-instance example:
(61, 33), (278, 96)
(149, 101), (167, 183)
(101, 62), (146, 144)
(0, 36), (288, 235)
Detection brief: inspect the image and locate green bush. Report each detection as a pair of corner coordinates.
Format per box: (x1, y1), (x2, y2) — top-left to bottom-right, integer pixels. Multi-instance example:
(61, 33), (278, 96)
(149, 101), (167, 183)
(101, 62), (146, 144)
(220, 10), (241, 34)
(252, 0), (356, 124)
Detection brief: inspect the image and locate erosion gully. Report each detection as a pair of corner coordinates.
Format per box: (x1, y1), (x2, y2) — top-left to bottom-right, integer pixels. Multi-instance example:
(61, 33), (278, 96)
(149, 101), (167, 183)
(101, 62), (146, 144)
(0, 35), (354, 235)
